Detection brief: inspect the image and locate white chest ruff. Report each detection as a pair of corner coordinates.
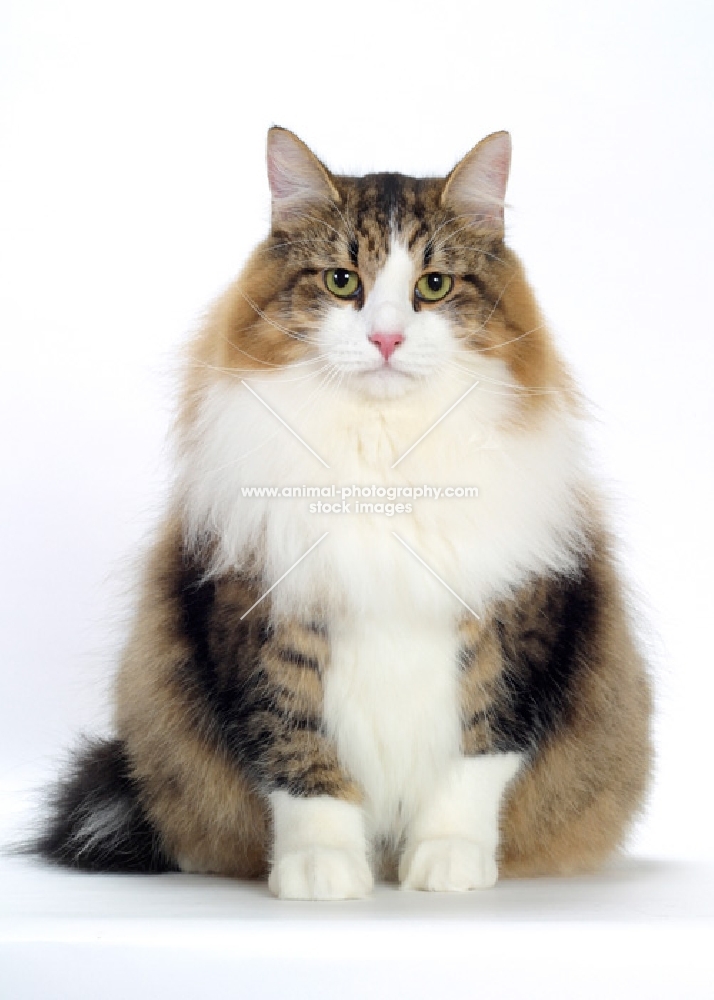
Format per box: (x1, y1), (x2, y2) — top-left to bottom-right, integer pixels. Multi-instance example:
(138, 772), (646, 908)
(181, 371), (588, 617)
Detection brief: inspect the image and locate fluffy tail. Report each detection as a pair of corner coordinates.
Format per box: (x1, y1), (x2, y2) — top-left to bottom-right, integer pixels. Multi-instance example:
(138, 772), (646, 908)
(34, 737), (177, 872)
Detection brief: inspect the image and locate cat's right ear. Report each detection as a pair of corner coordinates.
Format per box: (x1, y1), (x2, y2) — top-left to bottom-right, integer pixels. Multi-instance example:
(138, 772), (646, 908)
(267, 128), (340, 227)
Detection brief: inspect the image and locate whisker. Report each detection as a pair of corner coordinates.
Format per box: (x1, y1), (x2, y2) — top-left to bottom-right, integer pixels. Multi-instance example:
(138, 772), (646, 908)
(203, 327), (327, 370)
(186, 353), (332, 378)
(236, 289), (312, 342)
(443, 247), (513, 267)
(246, 363), (333, 385)
(322, 199), (357, 243)
(454, 317), (548, 355)
(445, 359), (565, 396)
(291, 211), (354, 246)
(428, 213), (511, 265)
(446, 272), (519, 343)
(260, 238), (329, 255)
(426, 212), (479, 248)
(188, 360), (333, 386)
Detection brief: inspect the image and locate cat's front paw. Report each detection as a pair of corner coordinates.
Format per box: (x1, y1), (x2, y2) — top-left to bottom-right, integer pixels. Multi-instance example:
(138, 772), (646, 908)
(269, 846), (374, 900)
(399, 837), (498, 891)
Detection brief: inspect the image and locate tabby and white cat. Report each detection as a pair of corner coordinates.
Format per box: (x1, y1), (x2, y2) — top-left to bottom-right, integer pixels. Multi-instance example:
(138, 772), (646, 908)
(38, 128), (652, 899)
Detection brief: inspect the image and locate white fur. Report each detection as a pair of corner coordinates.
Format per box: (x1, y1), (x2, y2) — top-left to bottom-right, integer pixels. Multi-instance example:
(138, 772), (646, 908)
(401, 838), (498, 892)
(178, 239), (591, 891)
(69, 799), (131, 856)
(399, 753), (522, 890)
(324, 615), (462, 843)
(180, 363), (588, 620)
(268, 791), (372, 900)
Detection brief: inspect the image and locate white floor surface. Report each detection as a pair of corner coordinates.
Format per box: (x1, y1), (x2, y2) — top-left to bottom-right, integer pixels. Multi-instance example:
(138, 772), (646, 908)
(1, 787), (713, 1000)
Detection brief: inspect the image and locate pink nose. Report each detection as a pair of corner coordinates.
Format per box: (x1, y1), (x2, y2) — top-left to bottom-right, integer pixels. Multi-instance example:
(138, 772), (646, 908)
(369, 331), (404, 361)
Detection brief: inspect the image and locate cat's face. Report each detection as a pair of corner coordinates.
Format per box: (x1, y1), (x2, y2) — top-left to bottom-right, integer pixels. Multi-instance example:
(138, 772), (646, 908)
(261, 129), (514, 401)
(200, 130), (565, 418)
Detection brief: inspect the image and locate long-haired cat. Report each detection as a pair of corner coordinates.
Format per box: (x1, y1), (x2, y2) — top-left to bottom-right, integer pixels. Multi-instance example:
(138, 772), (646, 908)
(36, 128), (652, 898)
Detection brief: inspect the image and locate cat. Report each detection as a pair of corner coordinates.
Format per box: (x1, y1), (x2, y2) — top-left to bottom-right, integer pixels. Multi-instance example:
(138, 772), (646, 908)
(35, 127), (652, 899)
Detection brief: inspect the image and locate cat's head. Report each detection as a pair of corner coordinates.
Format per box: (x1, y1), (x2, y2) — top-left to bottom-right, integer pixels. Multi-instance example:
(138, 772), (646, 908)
(200, 129), (567, 413)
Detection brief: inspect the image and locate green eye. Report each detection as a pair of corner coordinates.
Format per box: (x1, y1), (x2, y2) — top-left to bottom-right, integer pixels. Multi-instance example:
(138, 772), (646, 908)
(415, 272), (453, 302)
(324, 268), (361, 299)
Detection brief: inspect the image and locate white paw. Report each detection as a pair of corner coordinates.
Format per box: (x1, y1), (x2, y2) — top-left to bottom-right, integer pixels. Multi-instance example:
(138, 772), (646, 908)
(269, 846), (374, 900)
(399, 837), (498, 891)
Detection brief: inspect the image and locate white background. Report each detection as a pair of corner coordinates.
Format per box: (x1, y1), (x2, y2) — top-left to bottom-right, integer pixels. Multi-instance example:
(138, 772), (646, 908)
(1, 0), (713, 874)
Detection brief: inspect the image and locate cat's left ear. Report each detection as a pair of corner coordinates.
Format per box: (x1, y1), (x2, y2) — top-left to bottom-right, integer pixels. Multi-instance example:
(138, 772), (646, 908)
(267, 127), (341, 227)
(441, 131), (511, 229)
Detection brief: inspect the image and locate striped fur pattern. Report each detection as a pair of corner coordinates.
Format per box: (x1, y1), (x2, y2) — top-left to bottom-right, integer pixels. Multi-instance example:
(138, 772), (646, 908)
(37, 129), (652, 896)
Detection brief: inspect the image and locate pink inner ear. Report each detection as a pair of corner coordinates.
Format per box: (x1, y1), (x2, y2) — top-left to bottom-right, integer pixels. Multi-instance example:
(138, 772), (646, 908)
(266, 129), (335, 212)
(444, 132), (512, 221)
(481, 143), (510, 203)
(267, 159), (293, 201)
(267, 132), (304, 201)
